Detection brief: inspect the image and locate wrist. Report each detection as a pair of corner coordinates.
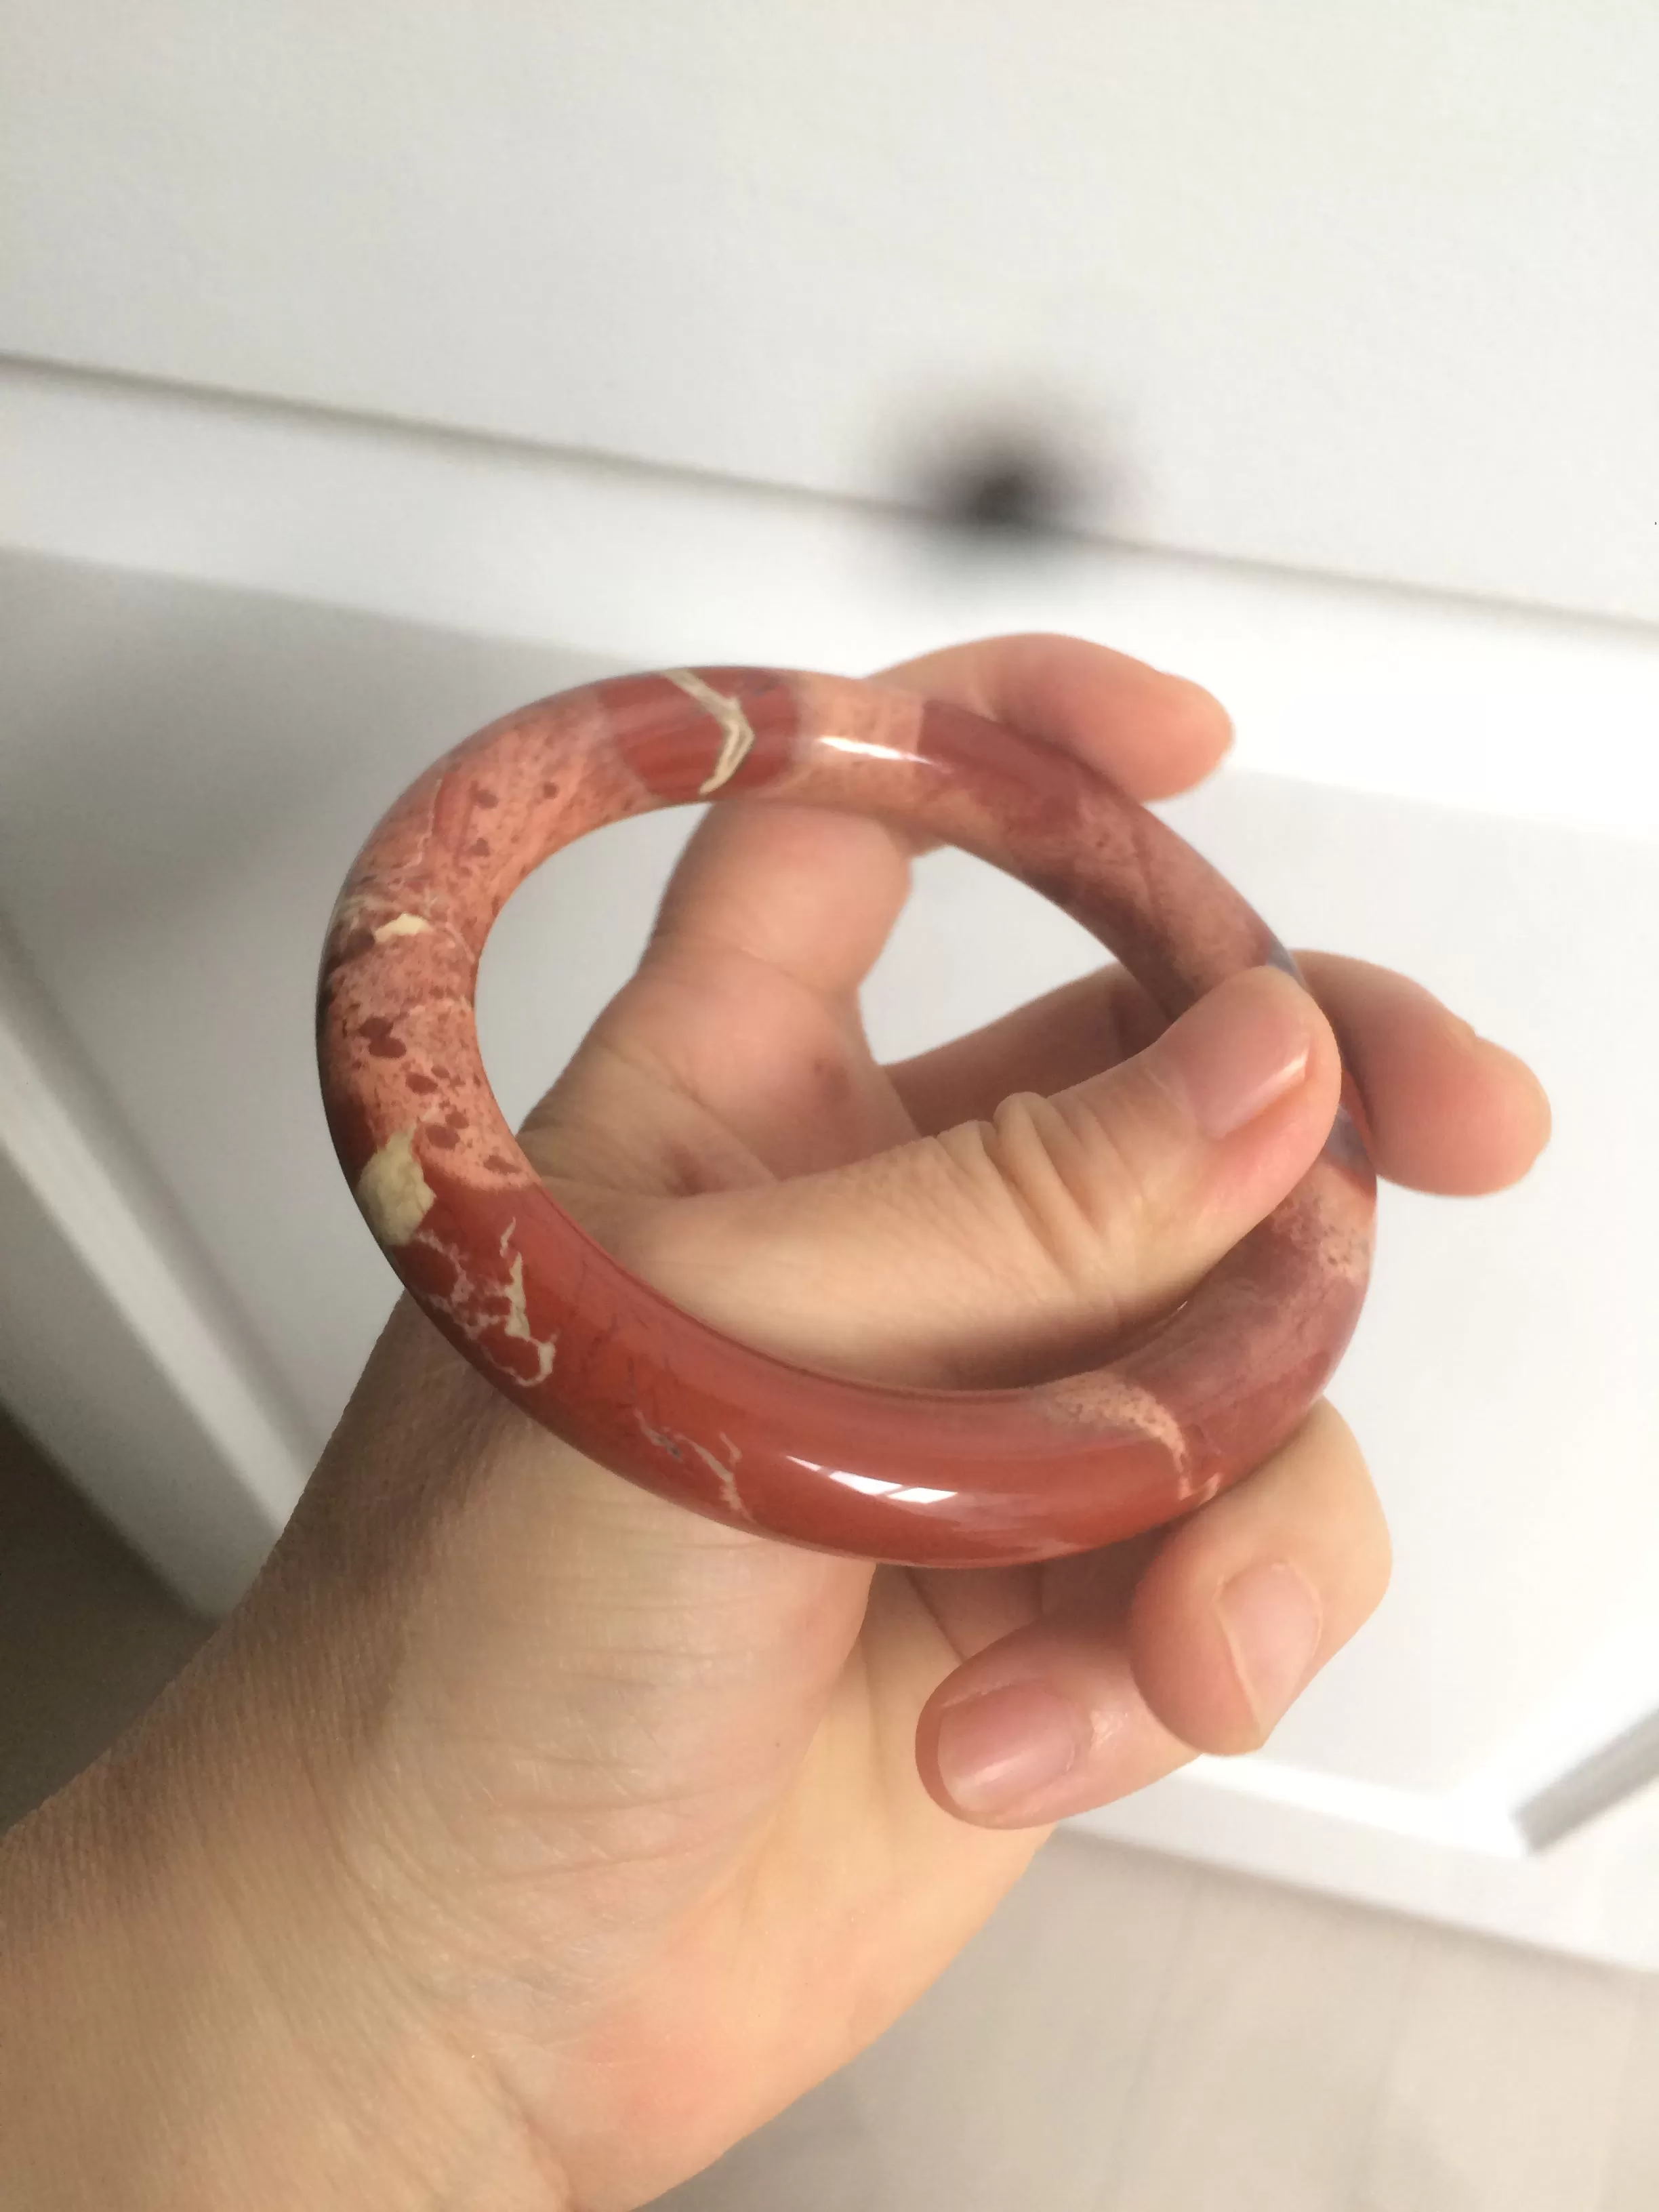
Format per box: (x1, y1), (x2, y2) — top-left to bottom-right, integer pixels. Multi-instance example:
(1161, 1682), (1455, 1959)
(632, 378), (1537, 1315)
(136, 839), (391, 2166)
(0, 1643), (575, 2212)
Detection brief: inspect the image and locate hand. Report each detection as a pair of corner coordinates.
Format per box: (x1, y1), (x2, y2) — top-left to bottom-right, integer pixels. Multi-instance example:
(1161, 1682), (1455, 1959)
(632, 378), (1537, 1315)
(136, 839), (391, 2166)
(0, 635), (1550, 2212)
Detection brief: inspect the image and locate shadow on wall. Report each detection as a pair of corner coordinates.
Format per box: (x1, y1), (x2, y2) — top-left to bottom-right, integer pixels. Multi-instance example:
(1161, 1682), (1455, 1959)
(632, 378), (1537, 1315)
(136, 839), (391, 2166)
(0, 549), (647, 1446)
(0, 1404), (206, 1832)
(0, 546), (605, 951)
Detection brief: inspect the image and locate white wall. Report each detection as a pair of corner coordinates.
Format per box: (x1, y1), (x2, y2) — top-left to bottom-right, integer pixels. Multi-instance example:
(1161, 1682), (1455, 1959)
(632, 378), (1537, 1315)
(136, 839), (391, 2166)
(4, 0), (1657, 622)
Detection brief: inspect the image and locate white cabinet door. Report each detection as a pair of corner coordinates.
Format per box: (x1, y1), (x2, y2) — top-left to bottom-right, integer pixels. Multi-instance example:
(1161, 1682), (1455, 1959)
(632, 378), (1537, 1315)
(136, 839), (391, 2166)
(3, 0), (1657, 623)
(2, 365), (1656, 1963)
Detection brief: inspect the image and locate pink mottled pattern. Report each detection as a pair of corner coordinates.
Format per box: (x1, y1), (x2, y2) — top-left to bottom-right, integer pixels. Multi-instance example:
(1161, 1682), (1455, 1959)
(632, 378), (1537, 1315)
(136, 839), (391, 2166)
(317, 669), (1376, 1566)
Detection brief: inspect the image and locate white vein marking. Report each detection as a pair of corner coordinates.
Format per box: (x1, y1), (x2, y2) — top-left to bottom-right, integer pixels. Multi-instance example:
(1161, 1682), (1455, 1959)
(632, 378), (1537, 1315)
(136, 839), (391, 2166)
(411, 1222), (558, 1386)
(667, 669), (759, 794)
(688, 1440), (752, 1521)
(329, 892), (468, 959)
(373, 912), (432, 943)
(499, 1249), (557, 1383)
(634, 1409), (679, 1456)
(634, 1410), (754, 1522)
(356, 1128), (435, 1246)
(1046, 1368), (1194, 1483)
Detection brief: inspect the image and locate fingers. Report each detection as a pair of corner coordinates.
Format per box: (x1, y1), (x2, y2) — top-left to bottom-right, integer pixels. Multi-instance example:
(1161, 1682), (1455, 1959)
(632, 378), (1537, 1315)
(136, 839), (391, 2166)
(635, 635), (1231, 1006)
(913, 1401), (1389, 1826)
(918, 1626), (1191, 1829)
(647, 799), (914, 1008)
(877, 632), (1234, 802)
(1126, 1400), (1391, 1755)
(549, 635), (1248, 1186)
(887, 966), (1166, 1135)
(890, 951), (1551, 1197)
(1294, 953), (1551, 1193)
(623, 964), (1340, 1390)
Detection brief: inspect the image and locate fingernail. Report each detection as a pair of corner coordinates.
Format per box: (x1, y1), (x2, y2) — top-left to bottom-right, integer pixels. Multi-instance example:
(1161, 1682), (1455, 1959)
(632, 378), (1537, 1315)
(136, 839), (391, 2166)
(1151, 970), (1315, 1140)
(934, 1682), (1088, 1817)
(1218, 1562), (1324, 1732)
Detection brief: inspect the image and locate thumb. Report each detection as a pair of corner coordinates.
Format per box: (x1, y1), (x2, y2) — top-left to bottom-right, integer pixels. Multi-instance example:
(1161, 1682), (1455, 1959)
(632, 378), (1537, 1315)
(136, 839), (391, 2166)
(624, 965), (1342, 1391)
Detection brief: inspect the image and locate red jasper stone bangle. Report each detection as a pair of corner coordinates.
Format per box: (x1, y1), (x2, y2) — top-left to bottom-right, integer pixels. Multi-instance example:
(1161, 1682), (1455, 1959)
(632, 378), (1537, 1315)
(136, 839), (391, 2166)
(318, 668), (1375, 1568)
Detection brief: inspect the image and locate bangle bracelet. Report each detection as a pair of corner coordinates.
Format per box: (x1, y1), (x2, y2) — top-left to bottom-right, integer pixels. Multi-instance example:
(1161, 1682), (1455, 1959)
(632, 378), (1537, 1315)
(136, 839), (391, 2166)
(318, 668), (1374, 1566)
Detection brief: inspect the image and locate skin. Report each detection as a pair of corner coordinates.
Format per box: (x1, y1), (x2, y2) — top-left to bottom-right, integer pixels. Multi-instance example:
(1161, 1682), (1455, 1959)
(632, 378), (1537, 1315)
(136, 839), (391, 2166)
(0, 634), (1551, 2211)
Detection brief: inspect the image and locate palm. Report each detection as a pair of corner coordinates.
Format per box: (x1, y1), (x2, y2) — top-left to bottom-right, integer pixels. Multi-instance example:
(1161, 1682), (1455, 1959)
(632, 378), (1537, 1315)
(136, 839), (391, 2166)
(438, 785), (1268, 2192)
(496, 911), (1076, 2171)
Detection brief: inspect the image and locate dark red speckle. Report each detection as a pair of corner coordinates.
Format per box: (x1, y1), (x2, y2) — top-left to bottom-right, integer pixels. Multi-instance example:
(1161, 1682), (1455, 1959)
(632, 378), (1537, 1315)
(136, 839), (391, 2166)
(359, 1016), (407, 1059)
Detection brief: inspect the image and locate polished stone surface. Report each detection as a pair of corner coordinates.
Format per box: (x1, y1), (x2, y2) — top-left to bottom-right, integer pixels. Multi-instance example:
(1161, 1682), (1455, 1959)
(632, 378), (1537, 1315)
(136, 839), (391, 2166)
(318, 669), (1374, 1564)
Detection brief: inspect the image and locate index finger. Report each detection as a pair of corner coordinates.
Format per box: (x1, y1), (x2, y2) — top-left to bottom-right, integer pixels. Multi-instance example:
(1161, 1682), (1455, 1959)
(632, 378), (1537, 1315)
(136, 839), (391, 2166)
(877, 631), (1234, 803)
(640, 635), (1235, 1009)
(888, 952), (1551, 1197)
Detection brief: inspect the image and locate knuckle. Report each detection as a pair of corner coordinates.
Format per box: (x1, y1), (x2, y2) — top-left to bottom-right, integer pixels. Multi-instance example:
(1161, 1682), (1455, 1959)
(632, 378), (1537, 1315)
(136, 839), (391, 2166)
(932, 1085), (1164, 1292)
